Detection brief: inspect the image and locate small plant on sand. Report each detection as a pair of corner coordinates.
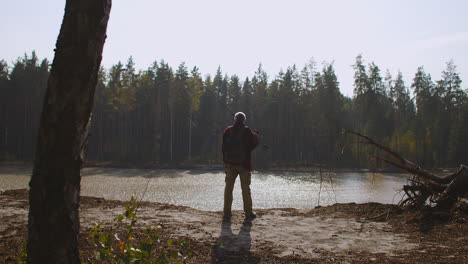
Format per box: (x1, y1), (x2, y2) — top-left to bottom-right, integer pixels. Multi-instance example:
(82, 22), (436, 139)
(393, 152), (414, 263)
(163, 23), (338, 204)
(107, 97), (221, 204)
(89, 197), (192, 263)
(17, 241), (27, 264)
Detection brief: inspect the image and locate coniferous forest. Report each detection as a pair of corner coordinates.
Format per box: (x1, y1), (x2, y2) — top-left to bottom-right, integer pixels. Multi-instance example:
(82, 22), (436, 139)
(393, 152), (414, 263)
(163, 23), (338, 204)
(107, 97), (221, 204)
(1, 52), (467, 169)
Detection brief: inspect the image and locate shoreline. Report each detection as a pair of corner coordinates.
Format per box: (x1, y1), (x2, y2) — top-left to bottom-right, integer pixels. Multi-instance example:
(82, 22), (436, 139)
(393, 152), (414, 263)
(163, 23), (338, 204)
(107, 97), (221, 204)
(0, 160), (456, 174)
(1, 189), (467, 263)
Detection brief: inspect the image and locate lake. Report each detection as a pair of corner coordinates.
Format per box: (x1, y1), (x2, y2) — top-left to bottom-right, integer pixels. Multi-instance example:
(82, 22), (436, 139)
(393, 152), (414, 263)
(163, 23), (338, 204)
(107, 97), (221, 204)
(0, 165), (409, 211)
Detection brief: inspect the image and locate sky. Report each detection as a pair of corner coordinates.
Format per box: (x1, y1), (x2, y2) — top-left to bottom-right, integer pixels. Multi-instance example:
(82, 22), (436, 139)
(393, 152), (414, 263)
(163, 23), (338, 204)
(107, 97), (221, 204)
(2, 0), (468, 97)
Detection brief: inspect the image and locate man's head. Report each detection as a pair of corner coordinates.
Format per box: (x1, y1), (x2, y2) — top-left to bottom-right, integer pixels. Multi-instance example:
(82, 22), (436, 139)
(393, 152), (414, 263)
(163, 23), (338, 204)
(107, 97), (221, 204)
(234, 112), (246, 124)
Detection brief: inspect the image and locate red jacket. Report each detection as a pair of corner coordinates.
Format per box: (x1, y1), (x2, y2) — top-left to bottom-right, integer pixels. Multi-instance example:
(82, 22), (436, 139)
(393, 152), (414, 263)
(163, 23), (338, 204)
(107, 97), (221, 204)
(222, 122), (259, 171)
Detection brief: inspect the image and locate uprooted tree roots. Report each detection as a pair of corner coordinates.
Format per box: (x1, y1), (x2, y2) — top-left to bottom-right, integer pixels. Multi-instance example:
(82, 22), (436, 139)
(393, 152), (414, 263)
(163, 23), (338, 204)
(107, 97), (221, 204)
(342, 128), (468, 211)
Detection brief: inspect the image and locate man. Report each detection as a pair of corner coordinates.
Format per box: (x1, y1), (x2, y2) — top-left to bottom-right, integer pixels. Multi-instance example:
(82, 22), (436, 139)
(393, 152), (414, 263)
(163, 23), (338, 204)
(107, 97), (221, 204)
(222, 112), (259, 220)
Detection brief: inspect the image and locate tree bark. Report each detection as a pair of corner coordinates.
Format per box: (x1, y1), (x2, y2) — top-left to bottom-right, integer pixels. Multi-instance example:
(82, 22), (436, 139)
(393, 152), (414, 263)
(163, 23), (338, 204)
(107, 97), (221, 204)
(27, 0), (111, 263)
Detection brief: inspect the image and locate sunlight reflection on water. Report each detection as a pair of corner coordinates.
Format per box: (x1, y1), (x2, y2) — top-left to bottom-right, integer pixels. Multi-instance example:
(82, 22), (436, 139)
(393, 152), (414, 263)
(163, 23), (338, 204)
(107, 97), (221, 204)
(0, 166), (408, 211)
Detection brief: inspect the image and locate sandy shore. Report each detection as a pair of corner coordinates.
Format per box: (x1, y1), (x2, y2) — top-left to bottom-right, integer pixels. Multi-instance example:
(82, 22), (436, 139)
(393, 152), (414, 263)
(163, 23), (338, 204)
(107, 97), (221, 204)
(0, 189), (467, 263)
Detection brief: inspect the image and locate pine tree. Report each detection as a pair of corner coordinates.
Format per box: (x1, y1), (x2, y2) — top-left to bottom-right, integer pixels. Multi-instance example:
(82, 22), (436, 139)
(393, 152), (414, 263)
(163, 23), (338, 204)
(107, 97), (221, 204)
(228, 75), (241, 111)
(441, 61), (466, 165)
(196, 75), (218, 161)
(411, 66), (435, 166)
(412, 67), (434, 122)
(391, 72), (416, 158)
(365, 63), (389, 141)
(241, 77), (254, 121)
(134, 64), (157, 161)
(353, 55), (368, 96)
(438, 60), (463, 111)
(186, 66), (203, 160)
(172, 62), (190, 161)
(88, 66), (108, 161)
(154, 61), (173, 162)
(384, 70), (394, 103)
(351, 55), (369, 166)
(317, 63), (343, 164)
(368, 63), (384, 95)
(447, 97), (468, 165)
(252, 63), (268, 124)
(0, 60), (8, 157)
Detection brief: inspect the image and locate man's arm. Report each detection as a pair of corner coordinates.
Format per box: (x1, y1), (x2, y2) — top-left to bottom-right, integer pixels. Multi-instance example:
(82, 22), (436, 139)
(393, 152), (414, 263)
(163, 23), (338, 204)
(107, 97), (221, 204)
(247, 128), (260, 151)
(222, 126), (231, 162)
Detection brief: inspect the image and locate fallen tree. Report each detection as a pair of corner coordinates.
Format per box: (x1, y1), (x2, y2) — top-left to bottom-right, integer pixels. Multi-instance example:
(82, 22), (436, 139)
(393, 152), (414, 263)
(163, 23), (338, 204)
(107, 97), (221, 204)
(342, 128), (468, 210)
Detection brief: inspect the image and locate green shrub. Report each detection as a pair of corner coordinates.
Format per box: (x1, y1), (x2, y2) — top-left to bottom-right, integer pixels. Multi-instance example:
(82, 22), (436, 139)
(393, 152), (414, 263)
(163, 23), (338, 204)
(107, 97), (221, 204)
(89, 197), (192, 263)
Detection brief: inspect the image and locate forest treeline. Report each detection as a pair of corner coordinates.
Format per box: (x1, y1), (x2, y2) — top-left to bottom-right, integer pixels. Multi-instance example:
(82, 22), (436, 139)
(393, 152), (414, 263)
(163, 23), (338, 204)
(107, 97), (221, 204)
(0, 52), (467, 168)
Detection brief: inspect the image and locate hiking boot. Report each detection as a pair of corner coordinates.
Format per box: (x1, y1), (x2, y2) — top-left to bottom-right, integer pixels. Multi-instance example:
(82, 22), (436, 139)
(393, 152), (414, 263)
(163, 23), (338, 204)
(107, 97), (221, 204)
(245, 212), (256, 220)
(223, 213), (232, 222)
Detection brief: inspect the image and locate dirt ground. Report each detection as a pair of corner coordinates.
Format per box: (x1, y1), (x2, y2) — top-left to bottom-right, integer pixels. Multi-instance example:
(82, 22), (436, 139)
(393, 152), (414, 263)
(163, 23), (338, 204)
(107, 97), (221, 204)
(0, 189), (467, 263)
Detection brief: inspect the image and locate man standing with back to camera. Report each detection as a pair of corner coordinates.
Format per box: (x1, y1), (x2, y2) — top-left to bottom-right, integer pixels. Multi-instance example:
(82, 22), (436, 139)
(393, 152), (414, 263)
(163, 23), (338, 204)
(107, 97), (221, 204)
(222, 112), (259, 221)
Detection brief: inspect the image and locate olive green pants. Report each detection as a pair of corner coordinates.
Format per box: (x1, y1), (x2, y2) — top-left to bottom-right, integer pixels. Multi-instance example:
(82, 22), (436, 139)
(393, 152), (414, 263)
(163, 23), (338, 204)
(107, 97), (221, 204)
(223, 164), (253, 215)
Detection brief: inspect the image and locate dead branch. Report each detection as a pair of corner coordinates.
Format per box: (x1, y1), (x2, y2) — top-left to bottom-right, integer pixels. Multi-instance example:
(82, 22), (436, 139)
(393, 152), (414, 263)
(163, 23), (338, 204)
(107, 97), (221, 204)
(342, 128), (467, 210)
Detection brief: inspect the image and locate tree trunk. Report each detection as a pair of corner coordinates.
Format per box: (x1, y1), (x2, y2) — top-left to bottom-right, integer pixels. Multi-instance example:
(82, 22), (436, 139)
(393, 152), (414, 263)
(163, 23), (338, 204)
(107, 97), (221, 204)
(188, 109), (192, 160)
(27, 0), (111, 263)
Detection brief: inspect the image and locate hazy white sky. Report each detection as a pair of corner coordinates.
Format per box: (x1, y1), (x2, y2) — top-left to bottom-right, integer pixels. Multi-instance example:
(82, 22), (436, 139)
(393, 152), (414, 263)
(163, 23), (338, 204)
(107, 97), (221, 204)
(2, 0), (468, 96)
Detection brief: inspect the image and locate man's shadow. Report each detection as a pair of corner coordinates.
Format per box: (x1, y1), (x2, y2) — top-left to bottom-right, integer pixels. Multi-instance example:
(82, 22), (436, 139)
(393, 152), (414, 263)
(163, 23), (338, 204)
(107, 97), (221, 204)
(211, 219), (260, 263)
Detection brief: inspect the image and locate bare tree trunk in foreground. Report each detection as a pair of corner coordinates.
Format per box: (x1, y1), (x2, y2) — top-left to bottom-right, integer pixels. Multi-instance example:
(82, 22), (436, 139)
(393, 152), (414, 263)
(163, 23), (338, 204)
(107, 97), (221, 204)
(342, 128), (467, 210)
(27, 0), (111, 263)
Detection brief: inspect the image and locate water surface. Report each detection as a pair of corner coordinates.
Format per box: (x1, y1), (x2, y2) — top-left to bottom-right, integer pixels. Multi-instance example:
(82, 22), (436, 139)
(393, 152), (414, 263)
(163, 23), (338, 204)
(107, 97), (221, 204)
(0, 165), (409, 211)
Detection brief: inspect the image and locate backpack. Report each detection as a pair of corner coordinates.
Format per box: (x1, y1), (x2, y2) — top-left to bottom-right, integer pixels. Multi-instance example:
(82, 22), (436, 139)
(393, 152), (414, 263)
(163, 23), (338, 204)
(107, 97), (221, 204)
(224, 126), (247, 164)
